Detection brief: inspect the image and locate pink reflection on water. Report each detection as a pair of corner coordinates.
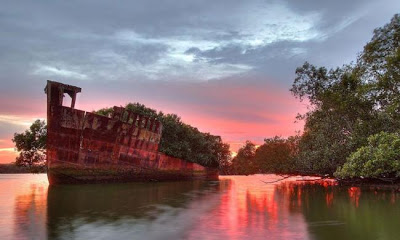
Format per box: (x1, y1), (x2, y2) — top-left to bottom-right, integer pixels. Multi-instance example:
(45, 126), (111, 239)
(10, 175), (48, 239)
(348, 187), (361, 208)
(14, 183), (48, 238)
(326, 192), (334, 207)
(186, 175), (313, 240)
(391, 192), (396, 204)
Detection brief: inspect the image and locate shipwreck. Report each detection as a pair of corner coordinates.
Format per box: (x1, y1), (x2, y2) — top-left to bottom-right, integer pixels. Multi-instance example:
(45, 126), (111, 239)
(45, 81), (218, 184)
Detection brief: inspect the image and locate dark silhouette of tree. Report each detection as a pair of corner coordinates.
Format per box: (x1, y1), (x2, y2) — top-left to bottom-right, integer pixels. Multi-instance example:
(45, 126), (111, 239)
(12, 120), (47, 167)
(230, 141), (257, 175)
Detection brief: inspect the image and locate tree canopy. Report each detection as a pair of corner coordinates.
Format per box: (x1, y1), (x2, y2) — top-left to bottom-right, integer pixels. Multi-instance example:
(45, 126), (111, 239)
(222, 14), (400, 179)
(230, 141), (257, 175)
(335, 132), (400, 179)
(223, 137), (298, 175)
(12, 119), (47, 167)
(290, 14), (400, 176)
(255, 136), (299, 174)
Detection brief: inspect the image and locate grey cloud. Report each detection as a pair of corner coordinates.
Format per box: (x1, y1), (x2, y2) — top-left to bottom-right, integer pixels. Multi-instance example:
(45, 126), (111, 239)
(185, 47), (201, 55)
(204, 108), (278, 124)
(0, 121), (27, 140)
(1, 0), (398, 86)
(282, 0), (372, 29)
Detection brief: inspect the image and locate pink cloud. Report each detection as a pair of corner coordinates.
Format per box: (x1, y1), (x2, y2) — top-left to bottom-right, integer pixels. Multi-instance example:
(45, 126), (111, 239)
(0, 148), (18, 164)
(0, 77), (306, 163)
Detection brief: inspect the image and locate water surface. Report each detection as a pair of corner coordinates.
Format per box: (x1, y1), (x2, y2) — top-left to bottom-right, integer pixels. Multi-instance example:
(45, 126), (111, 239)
(1, 174), (399, 240)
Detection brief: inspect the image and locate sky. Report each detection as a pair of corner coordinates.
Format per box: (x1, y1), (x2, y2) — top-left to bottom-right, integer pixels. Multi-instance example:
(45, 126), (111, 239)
(0, 0), (399, 163)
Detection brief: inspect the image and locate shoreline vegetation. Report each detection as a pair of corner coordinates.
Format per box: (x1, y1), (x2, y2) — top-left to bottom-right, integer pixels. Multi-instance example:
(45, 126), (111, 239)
(0, 163), (46, 174)
(1, 162), (399, 187)
(0, 163), (398, 186)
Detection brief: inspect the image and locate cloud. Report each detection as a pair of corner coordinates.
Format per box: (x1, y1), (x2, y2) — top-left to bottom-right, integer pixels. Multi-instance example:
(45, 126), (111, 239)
(1, 0), (398, 86)
(0, 0), (325, 84)
(0, 115), (44, 156)
(33, 65), (88, 80)
(0, 148), (14, 152)
(0, 151), (18, 163)
(0, 139), (13, 148)
(0, 115), (31, 126)
(76, 75), (306, 143)
(0, 139), (18, 163)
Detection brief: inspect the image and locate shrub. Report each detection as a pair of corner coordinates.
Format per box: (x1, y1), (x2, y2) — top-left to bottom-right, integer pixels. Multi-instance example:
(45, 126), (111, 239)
(334, 132), (400, 179)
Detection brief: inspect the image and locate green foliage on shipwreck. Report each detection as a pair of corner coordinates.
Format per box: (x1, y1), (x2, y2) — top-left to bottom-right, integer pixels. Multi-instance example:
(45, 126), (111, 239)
(97, 103), (231, 168)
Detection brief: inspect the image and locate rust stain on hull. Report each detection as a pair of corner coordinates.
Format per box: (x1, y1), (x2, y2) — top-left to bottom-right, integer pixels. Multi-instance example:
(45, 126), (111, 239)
(45, 81), (218, 185)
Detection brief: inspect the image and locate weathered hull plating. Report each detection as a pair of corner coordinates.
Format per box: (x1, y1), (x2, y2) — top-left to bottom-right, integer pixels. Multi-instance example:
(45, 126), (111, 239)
(45, 81), (218, 185)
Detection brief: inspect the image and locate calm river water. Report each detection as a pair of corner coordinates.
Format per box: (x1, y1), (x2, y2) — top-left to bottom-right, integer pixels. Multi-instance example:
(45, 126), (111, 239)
(1, 174), (400, 240)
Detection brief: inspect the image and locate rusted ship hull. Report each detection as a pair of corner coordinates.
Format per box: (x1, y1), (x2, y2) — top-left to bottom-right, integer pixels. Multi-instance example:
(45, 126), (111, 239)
(45, 81), (218, 185)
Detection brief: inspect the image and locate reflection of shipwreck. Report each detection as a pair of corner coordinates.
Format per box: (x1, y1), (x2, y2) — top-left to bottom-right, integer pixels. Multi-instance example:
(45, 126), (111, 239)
(45, 81), (218, 184)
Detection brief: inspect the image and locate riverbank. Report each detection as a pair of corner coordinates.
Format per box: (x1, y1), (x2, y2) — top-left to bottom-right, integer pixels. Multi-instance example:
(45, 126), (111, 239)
(222, 172), (400, 188)
(0, 163), (46, 174)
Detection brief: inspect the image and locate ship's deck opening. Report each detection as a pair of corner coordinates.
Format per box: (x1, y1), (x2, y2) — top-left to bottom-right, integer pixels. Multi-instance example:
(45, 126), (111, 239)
(62, 94), (72, 108)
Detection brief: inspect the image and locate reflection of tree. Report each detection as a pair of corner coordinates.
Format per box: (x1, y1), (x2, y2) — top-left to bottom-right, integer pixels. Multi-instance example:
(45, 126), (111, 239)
(275, 180), (338, 213)
(192, 177), (311, 240)
(46, 181), (219, 239)
(348, 187), (361, 208)
(275, 181), (400, 240)
(14, 184), (47, 239)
